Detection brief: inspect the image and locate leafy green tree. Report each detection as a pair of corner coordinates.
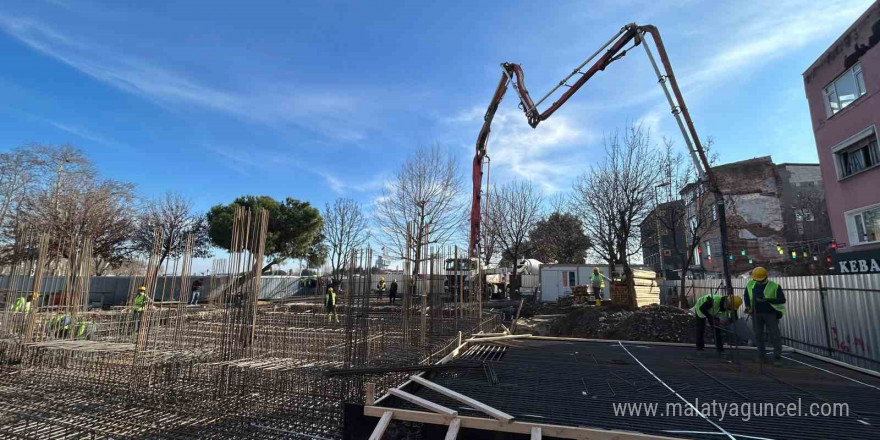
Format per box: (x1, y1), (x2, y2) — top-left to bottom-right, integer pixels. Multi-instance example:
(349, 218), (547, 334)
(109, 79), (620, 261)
(529, 212), (592, 264)
(207, 195), (323, 273)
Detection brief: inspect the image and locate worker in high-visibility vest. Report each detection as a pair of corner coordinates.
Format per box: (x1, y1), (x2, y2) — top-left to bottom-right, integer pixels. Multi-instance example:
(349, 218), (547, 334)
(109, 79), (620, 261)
(744, 267), (786, 366)
(133, 286), (150, 335)
(11, 297), (25, 313)
(376, 277), (386, 300)
(590, 268), (605, 302)
(75, 320), (95, 340)
(694, 293), (742, 353)
(325, 286), (339, 323)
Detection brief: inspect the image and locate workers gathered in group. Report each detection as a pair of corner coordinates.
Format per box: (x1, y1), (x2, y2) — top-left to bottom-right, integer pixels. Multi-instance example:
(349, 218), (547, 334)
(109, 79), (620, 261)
(376, 277), (386, 299)
(325, 285), (339, 323)
(693, 292), (742, 355)
(744, 267), (786, 366)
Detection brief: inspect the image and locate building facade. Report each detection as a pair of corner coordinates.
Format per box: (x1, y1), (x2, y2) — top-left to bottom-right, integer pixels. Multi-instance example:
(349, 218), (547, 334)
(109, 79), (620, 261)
(639, 200), (686, 278)
(681, 157), (832, 277)
(803, 3), (880, 268)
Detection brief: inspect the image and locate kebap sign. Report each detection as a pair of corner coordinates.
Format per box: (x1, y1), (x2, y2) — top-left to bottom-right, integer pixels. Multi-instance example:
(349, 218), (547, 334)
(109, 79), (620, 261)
(832, 248), (880, 274)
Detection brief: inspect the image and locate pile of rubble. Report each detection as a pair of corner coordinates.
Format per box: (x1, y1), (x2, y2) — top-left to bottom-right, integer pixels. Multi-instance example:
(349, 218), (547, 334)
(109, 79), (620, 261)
(516, 303), (702, 343)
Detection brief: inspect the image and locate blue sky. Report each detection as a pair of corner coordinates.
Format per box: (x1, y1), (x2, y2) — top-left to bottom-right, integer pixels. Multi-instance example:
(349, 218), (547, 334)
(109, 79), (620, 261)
(0, 0), (872, 271)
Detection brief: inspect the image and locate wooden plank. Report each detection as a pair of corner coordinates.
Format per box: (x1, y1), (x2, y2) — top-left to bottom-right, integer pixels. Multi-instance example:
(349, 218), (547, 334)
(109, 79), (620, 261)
(444, 418), (461, 440)
(389, 388), (458, 417)
(366, 382), (376, 405)
(368, 411), (393, 440)
(531, 426), (542, 440)
(465, 334), (531, 343)
(409, 375), (514, 422)
(527, 336), (795, 352)
(364, 406), (683, 440)
(374, 339), (469, 405)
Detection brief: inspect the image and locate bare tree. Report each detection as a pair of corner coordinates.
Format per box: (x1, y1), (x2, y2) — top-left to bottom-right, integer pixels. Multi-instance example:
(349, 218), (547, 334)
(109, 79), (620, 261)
(323, 198), (369, 282)
(132, 192), (212, 270)
(548, 192), (572, 215)
(572, 125), (662, 307)
(375, 145), (464, 276)
(654, 139), (720, 307)
(18, 148), (136, 274)
(486, 179), (543, 296)
(0, 146), (43, 236)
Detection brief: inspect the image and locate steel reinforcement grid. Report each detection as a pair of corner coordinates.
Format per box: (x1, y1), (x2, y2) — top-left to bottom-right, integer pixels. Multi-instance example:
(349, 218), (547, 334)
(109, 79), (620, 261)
(379, 339), (880, 440)
(660, 274), (880, 370)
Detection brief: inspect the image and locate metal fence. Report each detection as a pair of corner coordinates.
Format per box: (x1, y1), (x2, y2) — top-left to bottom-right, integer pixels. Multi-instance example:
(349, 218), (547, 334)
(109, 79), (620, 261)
(0, 275), (316, 307)
(659, 274), (880, 370)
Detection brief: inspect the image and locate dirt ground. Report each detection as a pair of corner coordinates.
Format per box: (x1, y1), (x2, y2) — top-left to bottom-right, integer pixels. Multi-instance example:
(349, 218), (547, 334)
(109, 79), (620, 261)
(515, 301), (712, 344)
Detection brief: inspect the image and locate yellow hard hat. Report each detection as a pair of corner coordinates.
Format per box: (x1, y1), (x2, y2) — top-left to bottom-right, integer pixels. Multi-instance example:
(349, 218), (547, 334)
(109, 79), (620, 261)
(751, 267), (768, 282)
(138, 286), (146, 291)
(728, 295), (743, 310)
(381, 277), (385, 281)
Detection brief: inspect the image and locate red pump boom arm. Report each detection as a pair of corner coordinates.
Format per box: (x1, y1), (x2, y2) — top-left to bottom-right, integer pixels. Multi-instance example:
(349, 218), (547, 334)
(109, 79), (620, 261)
(469, 23), (732, 294)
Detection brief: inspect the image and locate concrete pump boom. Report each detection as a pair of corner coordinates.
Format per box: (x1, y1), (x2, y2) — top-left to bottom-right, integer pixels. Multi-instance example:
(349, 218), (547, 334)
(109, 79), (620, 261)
(469, 23), (735, 297)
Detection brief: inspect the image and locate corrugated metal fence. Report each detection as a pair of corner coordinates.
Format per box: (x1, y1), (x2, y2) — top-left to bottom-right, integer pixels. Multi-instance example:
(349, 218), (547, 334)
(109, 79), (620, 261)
(0, 275), (317, 306)
(660, 274), (880, 370)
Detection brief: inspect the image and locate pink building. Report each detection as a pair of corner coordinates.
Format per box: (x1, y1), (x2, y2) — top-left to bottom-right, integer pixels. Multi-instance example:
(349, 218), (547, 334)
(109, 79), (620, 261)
(803, 2), (880, 271)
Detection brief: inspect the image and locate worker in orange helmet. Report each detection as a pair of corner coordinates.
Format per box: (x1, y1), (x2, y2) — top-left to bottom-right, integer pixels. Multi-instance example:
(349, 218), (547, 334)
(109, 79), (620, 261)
(744, 267), (786, 366)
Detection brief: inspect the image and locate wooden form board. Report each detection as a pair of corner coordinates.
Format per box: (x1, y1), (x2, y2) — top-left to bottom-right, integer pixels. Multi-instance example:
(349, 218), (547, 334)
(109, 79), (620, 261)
(444, 418), (461, 440)
(368, 411), (392, 440)
(388, 389), (457, 418)
(409, 375), (514, 422)
(363, 406), (683, 440)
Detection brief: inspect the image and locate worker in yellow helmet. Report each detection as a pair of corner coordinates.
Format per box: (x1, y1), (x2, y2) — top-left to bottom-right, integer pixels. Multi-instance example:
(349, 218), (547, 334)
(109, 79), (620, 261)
(694, 292), (743, 354)
(744, 267), (786, 366)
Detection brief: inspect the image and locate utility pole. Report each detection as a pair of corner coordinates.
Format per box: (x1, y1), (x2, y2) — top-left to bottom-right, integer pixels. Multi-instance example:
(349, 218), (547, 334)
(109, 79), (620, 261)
(654, 182), (670, 275)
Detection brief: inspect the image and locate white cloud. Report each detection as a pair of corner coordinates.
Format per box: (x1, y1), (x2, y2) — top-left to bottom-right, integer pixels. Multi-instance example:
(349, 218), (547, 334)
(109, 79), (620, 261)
(204, 144), (296, 176)
(0, 14), (371, 142)
(679, 0), (872, 93)
(316, 171), (346, 195)
(453, 107), (594, 193)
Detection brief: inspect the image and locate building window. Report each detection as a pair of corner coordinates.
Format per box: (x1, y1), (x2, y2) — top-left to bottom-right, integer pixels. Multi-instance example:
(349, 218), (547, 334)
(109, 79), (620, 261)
(561, 271), (576, 287)
(832, 126), (880, 179)
(846, 204), (880, 245)
(838, 138), (879, 178)
(794, 208), (814, 236)
(823, 63), (866, 117)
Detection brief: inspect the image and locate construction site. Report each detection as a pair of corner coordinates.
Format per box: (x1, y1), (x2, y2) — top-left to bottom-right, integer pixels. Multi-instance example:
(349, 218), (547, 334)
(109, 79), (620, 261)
(0, 209), (496, 439)
(2, 3), (880, 440)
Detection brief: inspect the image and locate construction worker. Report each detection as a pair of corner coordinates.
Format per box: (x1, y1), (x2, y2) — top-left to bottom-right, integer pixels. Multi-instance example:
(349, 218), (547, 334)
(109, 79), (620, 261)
(389, 279), (398, 304)
(11, 296), (25, 313)
(190, 279), (202, 305)
(133, 286), (150, 334)
(75, 320), (95, 340)
(51, 314), (72, 338)
(744, 267), (786, 366)
(590, 268), (605, 303)
(694, 293), (743, 354)
(377, 277), (387, 300)
(325, 285), (339, 323)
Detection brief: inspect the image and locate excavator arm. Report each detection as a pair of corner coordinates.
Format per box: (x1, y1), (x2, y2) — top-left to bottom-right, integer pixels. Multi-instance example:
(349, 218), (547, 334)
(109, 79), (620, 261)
(469, 23), (733, 295)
